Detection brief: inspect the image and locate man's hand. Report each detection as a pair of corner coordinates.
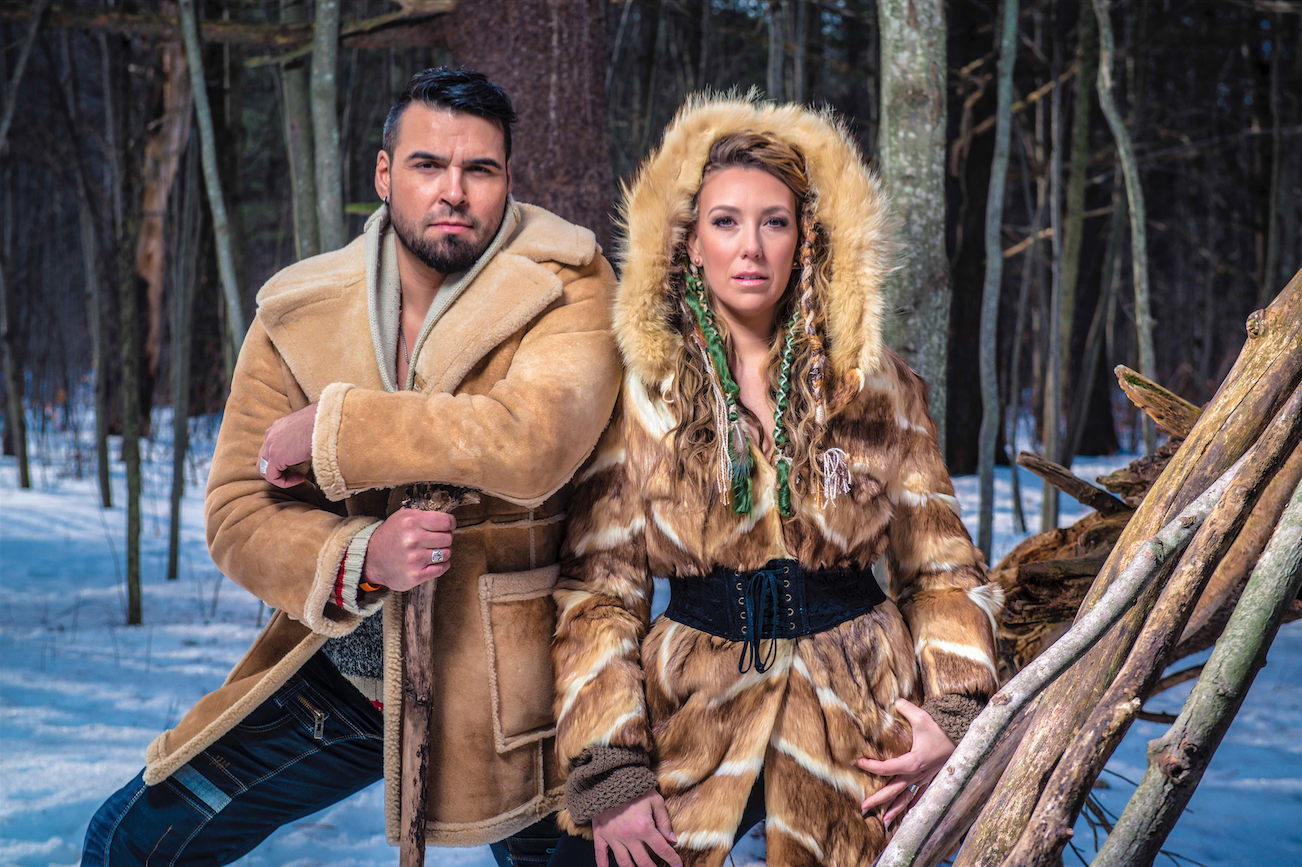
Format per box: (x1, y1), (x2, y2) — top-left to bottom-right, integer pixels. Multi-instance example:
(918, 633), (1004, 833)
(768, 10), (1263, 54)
(857, 698), (957, 827)
(259, 403), (317, 488)
(593, 788), (681, 867)
(363, 508), (456, 591)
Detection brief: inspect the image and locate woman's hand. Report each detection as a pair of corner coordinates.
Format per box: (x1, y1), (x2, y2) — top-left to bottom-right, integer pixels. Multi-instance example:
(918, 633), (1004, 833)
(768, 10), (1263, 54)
(259, 403), (317, 488)
(857, 697), (956, 827)
(592, 788), (681, 867)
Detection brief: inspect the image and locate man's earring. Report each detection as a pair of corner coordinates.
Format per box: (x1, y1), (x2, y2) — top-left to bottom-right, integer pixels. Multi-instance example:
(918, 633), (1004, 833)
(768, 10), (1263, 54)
(384, 195), (389, 206)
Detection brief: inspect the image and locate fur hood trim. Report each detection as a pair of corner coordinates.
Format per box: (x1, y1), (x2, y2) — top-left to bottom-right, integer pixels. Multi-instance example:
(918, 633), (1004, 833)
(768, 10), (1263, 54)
(615, 94), (898, 387)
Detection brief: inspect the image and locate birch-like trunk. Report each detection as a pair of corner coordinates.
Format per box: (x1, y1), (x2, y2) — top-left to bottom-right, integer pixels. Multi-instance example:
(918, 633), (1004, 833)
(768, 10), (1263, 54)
(1094, 0), (1156, 453)
(280, 0), (318, 261)
(878, 0), (950, 451)
(977, 0), (1020, 559)
(1041, 26), (1065, 533)
(178, 0), (246, 370)
(311, 0), (346, 252)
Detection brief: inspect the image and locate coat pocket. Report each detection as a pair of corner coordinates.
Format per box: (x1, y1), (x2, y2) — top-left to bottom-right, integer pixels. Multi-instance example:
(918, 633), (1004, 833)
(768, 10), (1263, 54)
(478, 564), (561, 754)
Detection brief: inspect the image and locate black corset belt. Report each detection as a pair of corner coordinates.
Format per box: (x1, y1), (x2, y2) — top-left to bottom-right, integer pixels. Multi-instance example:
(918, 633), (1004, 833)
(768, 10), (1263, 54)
(664, 559), (888, 673)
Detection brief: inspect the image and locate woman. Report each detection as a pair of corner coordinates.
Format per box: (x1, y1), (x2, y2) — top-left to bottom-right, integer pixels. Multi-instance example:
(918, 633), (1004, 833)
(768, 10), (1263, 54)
(551, 97), (1003, 867)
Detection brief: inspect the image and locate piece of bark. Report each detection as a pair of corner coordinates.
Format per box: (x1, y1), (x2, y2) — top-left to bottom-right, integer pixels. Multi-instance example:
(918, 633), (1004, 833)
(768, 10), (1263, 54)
(875, 457), (1245, 867)
(1017, 451), (1129, 515)
(1114, 364), (1204, 438)
(1003, 383), (1302, 867)
(957, 277), (1302, 867)
(1093, 486), (1302, 867)
(400, 484), (478, 867)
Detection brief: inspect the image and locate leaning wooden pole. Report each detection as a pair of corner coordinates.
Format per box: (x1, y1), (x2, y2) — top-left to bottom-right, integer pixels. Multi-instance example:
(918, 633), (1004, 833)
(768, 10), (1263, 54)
(956, 277), (1302, 866)
(876, 457), (1248, 867)
(977, 0), (1019, 560)
(1004, 384), (1302, 867)
(178, 0), (246, 371)
(1094, 485), (1302, 866)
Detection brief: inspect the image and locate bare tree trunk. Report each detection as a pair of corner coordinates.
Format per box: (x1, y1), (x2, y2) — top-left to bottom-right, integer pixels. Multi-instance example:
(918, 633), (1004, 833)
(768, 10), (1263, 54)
(1095, 485), (1302, 867)
(136, 38), (192, 384)
(0, 0), (47, 488)
(1006, 126), (1042, 537)
(435, 0), (614, 248)
(1260, 13), (1283, 305)
(790, 0), (810, 103)
(280, 0), (318, 261)
(168, 140), (200, 582)
(179, 0), (246, 372)
(878, 0), (950, 452)
(978, 0), (1020, 559)
(767, 1), (786, 100)
(1058, 3), (1096, 399)
(311, 0), (345, 252)
(1094, 0), (1156, 453)
(1041, 22), (1064, 532)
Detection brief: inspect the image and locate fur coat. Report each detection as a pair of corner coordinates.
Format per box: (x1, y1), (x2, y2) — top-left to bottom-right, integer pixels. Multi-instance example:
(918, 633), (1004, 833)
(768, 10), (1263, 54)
(551, 97), (1004, 866)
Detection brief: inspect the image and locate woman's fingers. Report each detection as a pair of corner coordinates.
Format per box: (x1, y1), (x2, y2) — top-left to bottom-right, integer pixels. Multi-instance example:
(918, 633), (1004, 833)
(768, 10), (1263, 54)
(645, 831), (682, 867)
(882, 786), (916, 826)
(609, 841), (636, 867)
(650, 793), (678, 845)
(862, 776), (910, 813)
(857, 753), (917, 777)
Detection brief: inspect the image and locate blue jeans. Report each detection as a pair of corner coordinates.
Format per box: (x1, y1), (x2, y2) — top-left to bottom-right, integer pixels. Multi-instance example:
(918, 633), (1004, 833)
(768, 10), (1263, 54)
(81, 652), (570, 866)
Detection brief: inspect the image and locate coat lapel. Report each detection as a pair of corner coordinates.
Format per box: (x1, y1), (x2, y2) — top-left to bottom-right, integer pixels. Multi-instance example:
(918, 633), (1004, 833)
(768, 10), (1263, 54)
(414, 251), (565, 394)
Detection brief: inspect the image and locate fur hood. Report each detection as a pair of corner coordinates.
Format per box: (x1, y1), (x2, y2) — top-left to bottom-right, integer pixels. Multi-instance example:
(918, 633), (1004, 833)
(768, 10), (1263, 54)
(614, 94), (898, 388)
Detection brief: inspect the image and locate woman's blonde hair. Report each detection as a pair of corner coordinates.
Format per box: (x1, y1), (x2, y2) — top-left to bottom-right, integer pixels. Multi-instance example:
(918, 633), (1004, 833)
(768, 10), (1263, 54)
(664, 132), (834, 512)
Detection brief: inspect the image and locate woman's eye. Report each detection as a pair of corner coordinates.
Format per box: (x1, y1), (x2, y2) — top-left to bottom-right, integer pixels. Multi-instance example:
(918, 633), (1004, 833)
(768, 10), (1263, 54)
(767, 217), (789, 228)
(712, 217), (735, 227)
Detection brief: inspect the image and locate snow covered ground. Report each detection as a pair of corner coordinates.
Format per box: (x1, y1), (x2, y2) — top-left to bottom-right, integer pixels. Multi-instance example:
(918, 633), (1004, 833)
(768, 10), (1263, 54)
(1, 415), (1298, 866)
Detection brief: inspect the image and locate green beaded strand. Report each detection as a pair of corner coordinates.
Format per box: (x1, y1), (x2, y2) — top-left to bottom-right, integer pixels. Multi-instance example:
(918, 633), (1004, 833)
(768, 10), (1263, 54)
(683, 270), (802, 517)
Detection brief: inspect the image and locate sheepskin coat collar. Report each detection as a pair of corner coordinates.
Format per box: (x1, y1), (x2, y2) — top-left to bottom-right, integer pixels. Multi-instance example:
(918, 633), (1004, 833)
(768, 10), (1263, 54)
(615, 95), (897, 392)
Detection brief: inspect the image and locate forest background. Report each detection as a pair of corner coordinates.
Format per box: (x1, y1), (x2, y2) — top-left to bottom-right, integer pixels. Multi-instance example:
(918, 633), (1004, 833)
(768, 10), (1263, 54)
(0, 0), (1299, 864)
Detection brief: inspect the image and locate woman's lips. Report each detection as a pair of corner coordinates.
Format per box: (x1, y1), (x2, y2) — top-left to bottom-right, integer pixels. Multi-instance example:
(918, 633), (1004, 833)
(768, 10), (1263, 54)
(732, 273), (768, 285)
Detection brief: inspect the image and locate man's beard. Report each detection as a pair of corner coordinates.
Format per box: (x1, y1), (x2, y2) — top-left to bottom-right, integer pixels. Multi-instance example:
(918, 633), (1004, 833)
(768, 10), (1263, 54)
(389, 199), (502, 274)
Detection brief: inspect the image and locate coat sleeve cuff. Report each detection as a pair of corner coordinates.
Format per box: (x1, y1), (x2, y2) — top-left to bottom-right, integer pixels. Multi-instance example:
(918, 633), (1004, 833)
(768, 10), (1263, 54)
(922, 693), (986, 745)
(312, 381), (355, 502)
(334, 520), (386, 616)
(302, 516), (383, 637)
(563, 746), (657, 826)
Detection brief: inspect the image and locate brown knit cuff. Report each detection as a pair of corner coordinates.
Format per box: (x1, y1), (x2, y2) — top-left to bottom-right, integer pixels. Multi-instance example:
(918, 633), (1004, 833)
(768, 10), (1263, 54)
(922, 694), (986, 744)
(564, 746), (657, 825)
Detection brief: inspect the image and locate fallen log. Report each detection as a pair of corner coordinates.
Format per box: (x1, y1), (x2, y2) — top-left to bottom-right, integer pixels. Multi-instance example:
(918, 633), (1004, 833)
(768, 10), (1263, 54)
(1093, 485), (1302, 867)
(955, 277), (1302, 867)
(1016, 452), (1130, 515)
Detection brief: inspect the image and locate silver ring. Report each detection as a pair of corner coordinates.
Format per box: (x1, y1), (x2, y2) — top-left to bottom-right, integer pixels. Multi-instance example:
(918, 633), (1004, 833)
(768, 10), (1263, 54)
(259, 457), (269, 475)
(430, 549), (445, 564)
(907, 784), (919, 796)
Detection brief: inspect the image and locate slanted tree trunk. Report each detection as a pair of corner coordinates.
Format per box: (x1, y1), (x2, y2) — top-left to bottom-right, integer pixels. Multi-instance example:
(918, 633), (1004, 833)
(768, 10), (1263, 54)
(179, 0), (246, 373)
(0, 0), (47, 489)
(878, 0), (950, 451)
(955, 278), (1302, 866)
(311, 0), (345, 252)
(977, 0), (1020, 560)
(1094, 0), (1156, 453)
(1095, 486), (1302, 866)
(279, 0), (318, 261)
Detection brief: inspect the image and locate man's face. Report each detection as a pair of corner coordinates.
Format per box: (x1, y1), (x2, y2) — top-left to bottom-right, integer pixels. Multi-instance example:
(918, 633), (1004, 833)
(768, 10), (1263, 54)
(375, 104), (512, 274)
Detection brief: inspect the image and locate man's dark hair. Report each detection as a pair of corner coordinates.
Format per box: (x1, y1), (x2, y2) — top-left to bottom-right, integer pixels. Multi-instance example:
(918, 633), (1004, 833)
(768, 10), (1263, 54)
(382, 67), (518, 160)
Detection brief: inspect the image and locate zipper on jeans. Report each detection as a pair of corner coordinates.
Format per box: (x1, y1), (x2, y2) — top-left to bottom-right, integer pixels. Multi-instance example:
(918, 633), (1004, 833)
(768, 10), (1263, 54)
(298, 693), (327, 740)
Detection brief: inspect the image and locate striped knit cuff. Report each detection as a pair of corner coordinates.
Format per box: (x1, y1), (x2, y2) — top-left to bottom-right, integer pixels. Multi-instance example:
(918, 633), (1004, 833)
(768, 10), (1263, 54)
(334, 520), (385, 616)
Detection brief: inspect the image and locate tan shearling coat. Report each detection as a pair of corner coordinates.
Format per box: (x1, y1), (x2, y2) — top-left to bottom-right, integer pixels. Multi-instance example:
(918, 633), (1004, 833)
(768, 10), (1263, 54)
(143, 203), (621, 847)
(552, 98), (1004, 866)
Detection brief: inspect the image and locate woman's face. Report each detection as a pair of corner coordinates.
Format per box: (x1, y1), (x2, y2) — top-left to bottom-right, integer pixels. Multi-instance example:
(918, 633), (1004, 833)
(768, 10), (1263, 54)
(686, 167), (799, 334)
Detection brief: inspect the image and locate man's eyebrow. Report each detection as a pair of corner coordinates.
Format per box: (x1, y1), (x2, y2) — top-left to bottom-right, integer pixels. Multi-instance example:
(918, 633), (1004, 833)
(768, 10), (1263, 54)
(405, 151), (503, 170)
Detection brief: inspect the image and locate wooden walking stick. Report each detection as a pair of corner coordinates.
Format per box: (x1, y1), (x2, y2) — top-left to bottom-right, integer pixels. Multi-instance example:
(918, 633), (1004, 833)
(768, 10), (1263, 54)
(399, 483), (478, 867)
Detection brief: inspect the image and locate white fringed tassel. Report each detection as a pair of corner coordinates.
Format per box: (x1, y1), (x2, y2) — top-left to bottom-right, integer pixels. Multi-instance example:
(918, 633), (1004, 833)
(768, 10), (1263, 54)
(820, 447), (852, 506)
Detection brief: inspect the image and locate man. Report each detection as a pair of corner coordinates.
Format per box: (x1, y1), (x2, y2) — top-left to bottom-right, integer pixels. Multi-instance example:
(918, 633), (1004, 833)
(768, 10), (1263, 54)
(82, 68), (621, 867)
